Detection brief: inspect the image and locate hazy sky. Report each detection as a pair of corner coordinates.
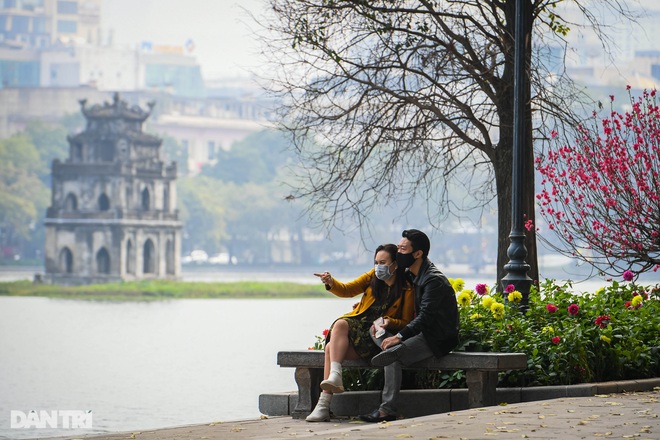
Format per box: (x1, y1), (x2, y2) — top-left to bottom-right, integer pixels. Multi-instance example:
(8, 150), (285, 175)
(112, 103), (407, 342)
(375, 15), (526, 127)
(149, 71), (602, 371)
(102, 0), (268, 79)
(101, 1), (659, 82)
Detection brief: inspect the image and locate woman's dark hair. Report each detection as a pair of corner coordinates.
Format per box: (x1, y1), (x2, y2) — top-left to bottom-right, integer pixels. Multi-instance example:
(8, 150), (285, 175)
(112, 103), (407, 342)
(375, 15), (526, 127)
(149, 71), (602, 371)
(370, 243), (408, 303)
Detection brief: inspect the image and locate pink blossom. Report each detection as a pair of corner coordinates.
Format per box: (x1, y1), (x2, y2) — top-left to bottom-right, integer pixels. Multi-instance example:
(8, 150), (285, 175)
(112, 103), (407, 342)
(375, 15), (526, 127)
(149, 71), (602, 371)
(623, 270), (634, 281)
(546, 304), (558, 313)
(568, 303), (579, 315)
(505, 284), (515, 294)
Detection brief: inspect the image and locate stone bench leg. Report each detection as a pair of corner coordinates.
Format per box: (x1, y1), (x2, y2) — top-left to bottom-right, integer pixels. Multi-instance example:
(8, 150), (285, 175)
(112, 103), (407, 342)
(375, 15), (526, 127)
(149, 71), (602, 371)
(291, 367), (323, 419)
(466, 370), (499, 408)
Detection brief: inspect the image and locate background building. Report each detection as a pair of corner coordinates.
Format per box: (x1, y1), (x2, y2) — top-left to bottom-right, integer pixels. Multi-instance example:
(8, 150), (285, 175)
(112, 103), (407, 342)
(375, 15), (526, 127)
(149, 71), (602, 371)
(0, 0), (204, 94)
(0, 0), (273, 172)
(44, 93), (181, 284)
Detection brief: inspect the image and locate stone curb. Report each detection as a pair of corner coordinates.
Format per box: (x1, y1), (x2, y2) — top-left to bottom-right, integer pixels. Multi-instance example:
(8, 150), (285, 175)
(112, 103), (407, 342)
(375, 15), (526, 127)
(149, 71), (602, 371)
(258, 377), (660, 418)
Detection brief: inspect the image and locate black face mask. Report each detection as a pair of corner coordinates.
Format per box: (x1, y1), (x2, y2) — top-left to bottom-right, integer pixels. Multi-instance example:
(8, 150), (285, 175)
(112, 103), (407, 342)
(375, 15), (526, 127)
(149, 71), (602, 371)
(396, 252), (416, 269)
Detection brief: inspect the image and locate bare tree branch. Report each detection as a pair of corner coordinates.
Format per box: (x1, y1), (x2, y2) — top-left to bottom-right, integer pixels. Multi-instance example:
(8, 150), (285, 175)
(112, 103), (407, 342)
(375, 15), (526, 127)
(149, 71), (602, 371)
(253, 0), (640, 284)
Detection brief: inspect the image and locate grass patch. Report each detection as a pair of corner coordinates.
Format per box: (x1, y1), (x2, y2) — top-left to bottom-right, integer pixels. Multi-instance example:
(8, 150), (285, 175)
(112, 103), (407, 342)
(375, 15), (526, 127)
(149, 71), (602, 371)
(0, 280), (328, 300)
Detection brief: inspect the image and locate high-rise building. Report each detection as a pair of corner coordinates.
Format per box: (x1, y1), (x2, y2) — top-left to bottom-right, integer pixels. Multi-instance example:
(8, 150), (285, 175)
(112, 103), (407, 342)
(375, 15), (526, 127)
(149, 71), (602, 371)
(1, 0), (205, 95)
(0, 0), (102, 48)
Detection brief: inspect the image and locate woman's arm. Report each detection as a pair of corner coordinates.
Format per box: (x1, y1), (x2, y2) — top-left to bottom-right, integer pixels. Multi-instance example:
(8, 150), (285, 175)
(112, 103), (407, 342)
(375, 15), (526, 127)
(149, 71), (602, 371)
(327, 270), (374, 298)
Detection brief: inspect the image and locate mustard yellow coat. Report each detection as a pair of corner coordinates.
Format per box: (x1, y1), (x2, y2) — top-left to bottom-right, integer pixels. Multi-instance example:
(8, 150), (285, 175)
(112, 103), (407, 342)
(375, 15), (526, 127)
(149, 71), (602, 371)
(328, 269), (415, 331)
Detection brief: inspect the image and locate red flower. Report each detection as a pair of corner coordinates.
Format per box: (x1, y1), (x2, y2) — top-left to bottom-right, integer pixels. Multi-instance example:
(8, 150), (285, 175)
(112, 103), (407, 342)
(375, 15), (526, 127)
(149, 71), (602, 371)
(623, 270), (634, 281)
(568, 303), (579, 315)
(546, 304), (558, 313)
(322, 329), (329, 337)
(505, 284), (515, 294)
(552, 336), (561, 345)
(594, 315), (610, 328)
(625, 301), (632, 309)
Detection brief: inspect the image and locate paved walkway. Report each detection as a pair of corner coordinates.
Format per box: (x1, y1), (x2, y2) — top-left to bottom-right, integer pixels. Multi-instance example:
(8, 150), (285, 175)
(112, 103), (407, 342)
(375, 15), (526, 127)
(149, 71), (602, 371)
(42, 389), (658, 440)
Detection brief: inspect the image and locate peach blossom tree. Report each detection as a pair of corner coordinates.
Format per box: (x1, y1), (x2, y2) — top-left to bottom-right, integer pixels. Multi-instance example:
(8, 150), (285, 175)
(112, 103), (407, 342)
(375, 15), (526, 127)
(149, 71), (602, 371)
(536, 87), (660, 277)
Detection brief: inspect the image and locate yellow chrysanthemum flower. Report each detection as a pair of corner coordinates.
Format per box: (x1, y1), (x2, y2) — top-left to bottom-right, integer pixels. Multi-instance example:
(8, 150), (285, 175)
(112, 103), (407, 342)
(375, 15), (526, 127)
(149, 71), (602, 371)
(470, 313), (482, 320)
(482, 295), (494, 309)
(600, 335), (611, 344)
(457, 291), (472, 307)
(508, 290), (523, 303)
(490, 302), (505, 320)
(541, 326), (554, 335)
(631, 295), (643, 307)
(595, 287), (605, 296)
(452, 278), (465, 293)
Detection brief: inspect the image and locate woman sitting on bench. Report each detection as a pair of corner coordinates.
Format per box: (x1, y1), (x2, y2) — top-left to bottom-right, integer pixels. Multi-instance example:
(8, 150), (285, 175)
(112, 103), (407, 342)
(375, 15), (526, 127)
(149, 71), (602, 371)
(307, 243), (415, 422)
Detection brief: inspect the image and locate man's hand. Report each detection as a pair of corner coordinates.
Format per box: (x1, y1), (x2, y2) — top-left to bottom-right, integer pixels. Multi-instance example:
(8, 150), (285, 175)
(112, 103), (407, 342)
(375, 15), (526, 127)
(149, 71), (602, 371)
(381, 334), (402, 350)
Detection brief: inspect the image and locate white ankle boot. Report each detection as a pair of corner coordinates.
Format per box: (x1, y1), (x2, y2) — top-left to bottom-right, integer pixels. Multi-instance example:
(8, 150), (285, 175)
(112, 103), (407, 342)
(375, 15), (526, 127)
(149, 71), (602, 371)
(320, 361), (344, 394)
(306, 392), (332, 422)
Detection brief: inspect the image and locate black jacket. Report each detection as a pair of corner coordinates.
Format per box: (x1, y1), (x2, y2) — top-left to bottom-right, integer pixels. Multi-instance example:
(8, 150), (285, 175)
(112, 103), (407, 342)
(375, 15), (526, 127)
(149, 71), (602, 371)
(398, 258), (459, 357)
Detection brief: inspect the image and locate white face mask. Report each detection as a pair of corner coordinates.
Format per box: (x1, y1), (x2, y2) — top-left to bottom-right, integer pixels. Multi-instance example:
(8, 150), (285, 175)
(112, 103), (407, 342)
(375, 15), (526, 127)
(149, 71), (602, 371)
(374, 263), (394, 281)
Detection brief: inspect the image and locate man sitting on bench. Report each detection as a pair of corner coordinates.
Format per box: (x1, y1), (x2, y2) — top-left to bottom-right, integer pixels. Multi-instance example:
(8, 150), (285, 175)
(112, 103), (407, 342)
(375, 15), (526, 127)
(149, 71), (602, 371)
(361, 229), (460, 422)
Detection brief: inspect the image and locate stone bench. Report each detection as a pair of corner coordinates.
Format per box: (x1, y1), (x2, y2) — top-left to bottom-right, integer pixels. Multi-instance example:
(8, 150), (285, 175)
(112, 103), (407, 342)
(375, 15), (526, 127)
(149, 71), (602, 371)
(278, 350), (527, 418)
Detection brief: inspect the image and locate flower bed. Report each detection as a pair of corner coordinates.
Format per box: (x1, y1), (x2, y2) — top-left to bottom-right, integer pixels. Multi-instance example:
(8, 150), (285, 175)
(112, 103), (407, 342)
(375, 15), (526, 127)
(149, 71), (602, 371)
(452, 275), (660, 388)
(312, 274), (660, 391)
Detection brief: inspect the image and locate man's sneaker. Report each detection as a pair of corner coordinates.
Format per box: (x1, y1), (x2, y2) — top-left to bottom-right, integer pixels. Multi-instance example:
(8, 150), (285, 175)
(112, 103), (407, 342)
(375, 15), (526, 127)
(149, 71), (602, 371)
(359, 408), (397, 423)
(371, 344), (405, 366)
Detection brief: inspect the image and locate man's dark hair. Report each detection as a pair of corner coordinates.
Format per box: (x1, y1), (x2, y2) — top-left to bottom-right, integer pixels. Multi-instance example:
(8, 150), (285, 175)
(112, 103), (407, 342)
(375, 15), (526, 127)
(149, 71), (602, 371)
(402, 229), (430, 260)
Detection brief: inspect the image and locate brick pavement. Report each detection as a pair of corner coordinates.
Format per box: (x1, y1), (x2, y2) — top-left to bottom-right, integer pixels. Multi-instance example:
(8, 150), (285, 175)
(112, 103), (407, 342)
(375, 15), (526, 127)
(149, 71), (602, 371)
(38, 389), (659, 440)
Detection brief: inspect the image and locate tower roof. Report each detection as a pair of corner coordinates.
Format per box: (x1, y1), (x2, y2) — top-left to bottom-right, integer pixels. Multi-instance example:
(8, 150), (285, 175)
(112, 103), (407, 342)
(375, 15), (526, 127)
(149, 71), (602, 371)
(79, 92), (155, 123)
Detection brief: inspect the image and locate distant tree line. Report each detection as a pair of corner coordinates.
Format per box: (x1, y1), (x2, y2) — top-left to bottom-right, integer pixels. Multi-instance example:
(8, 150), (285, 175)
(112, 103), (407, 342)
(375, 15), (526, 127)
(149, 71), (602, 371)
(1, 117), (504, 268)
(0, 121), (69, 263)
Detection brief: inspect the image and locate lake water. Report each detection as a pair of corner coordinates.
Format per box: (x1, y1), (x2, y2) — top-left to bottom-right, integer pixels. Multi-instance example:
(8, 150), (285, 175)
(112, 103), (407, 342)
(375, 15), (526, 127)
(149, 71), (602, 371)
(0, 296), (361, 439)
(1, 266), (657, 439)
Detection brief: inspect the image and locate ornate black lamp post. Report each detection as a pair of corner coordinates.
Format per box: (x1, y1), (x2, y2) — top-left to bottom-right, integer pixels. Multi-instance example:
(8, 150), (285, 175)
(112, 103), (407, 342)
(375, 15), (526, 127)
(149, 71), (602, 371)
(501, 0), (532, 309)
